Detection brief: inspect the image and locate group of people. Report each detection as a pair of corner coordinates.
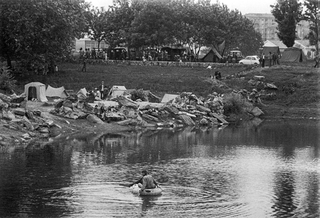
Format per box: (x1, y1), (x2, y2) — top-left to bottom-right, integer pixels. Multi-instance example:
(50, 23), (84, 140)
(79, 47), (108, 72)
(260, 52), (280, 67)
(79, 47), (106, 60)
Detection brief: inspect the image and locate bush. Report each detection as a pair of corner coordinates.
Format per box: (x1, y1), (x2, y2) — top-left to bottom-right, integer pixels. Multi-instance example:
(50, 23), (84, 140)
(130, 89), (148, 101)
(0, 67), (17, 93)
(223, 92), (251, 115)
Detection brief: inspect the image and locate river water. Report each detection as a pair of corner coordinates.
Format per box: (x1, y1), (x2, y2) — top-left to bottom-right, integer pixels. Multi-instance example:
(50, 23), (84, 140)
(0, 119), (319, 217)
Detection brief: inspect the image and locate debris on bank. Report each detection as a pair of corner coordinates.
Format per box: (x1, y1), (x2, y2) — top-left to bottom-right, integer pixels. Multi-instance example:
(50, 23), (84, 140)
(50, 89), (228, 128)
(0, 83), (265, 146)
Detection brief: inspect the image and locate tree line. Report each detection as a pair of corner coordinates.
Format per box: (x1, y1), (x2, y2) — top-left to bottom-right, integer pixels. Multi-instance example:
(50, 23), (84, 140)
(87, 0), (263, 60)
(1, 0), (262, 74)
(271, 0), (320, 54)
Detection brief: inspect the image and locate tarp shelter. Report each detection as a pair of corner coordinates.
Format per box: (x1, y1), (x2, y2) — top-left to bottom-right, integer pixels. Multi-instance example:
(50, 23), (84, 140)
(262, 40), (280, 56)
(201, 48), (222, 62)
(76, 88), (87, 101)
(108, 85), (127, 98)
(161, 94), (179, 103)
(45, 85), (68, 98)
(24, 82), (48, 102)
(280, 47), (307, 62)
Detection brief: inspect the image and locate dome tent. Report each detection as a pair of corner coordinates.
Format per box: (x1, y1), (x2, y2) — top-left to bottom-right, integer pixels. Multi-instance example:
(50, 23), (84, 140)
(280, 47), (307, 62)
(24, 82), (48, 102)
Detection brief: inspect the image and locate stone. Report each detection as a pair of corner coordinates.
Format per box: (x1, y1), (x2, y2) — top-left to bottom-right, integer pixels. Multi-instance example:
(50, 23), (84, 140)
(199, 118), (209, 126)
(250, 107), (264, 117)
(87, 114), (104, 124)
(13, 108), (26, 116)
(22, 116), (34, 131)
(196, 105), (211, 113)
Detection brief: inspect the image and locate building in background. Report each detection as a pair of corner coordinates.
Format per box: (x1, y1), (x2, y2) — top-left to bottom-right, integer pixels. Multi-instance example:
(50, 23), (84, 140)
(245, 13), (309, 41)
(73, 37), (108, 51)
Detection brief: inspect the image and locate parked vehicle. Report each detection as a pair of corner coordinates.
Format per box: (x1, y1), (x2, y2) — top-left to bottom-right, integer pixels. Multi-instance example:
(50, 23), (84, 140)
(227, 49), (243, 63)
(239, 56), (260, 65)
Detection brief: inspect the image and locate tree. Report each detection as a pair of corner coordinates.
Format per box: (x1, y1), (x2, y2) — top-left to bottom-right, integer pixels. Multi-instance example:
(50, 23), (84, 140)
(129, 0), (176, 48)
(303, 0), (320, 54)
(85, 6), (108, 50)
(0, 0), (89, 73)
(271, 0), (303, 47)
(105, 0), (134, 48)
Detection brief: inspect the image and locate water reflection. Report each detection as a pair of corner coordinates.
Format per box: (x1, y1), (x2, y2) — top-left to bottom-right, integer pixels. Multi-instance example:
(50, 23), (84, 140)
(272, 170), (297, 217)
(0, 119), (319, 217)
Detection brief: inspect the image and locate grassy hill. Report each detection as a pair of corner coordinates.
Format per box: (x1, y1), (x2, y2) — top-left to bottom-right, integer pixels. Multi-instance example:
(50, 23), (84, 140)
(16, 60), (320, 119)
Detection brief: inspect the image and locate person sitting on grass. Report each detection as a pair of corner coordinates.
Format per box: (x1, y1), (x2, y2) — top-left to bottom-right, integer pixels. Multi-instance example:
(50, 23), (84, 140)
(131, 170), (158, 191)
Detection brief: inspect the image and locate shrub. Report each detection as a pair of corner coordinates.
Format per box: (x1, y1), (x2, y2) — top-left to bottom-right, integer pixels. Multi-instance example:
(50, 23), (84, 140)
(0, 67), (17, 93)
(223, 92), (251, 115)
(130, 89), (148, 101)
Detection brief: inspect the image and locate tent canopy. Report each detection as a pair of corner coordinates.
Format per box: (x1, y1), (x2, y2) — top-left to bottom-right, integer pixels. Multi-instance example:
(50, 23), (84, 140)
(161, 94), (179, 103)
(45, 85), (68, 98)
(108, 85), (127, 98)
(280, 47), (307, 62)
(201, 48), (222, 62)
(262, 40), (282, 55)
(263, 46), (280, 56)
(24, 82), (48, 102)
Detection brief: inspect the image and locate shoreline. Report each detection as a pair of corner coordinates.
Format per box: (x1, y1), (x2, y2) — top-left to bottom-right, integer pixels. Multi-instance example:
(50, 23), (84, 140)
(1, 101), (318, 151)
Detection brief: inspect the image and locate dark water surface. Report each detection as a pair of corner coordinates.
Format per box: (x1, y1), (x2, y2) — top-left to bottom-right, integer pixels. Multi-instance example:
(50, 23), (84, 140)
(0, 119), (319, 217)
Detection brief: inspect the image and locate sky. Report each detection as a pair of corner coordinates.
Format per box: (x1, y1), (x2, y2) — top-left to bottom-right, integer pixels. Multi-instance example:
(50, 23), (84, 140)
(88, 0), (276, 14)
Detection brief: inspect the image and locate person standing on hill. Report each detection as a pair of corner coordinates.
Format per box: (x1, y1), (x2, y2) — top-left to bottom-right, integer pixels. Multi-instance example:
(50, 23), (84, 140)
(268, 52), (272, 67)
(314, 54), (319, 68)
(81, 58), (87, 72)
(261, 53), (265, 67)
(79, 47), (84, 60)
(272, 52), (277, 65)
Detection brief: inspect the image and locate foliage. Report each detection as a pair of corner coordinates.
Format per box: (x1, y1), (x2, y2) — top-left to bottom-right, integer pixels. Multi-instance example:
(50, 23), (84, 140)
(223, 92), (251, 115)
(0, 0), (89, 73)
(105, 0), (262, 56)
(129, 0), (176, 48)
(0, 66), (16, 93)
(130, 89), (148, 101)
(271, 0), (303, 47)
(303, 0), (320, 54)
(0, 0), (263, 74)
(85, 6), (109, 50)
(105, 0), (135, 48)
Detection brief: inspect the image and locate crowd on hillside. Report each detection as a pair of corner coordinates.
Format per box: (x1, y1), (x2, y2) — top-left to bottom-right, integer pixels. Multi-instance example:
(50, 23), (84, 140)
(260, 52), (280, 67)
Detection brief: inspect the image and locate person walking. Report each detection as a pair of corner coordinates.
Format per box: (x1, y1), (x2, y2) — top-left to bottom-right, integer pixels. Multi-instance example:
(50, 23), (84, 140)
(81, 58), (87, 72)
(314, 54), (319, 68)
(261, 53), (265, 67)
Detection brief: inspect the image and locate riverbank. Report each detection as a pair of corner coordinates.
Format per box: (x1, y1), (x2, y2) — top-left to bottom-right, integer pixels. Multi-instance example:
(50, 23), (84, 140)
(1, 61), (319, 149)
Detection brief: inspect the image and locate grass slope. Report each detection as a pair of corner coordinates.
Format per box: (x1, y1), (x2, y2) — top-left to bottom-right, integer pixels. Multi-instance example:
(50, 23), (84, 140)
(17, 61), (320, 118)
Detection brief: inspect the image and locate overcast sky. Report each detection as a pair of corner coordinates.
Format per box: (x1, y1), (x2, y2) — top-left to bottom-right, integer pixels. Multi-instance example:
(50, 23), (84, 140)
(89, 0), (276, 14)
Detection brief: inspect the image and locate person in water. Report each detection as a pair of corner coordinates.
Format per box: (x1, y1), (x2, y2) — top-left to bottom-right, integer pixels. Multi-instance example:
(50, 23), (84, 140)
(131, 170), (158, 190)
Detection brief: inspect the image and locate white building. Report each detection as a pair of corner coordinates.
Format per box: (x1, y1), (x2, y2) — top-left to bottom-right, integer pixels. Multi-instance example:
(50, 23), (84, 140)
(74, 37), (108, 51)
(245, 13), (309, 41)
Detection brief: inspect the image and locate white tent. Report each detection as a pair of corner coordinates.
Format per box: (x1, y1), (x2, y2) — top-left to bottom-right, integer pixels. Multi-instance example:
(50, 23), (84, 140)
(45, 85), (68, 98)
(24, 82), (48, 102)
(76, 88), (88, 101)
(108, 85), (127, 98)
(161, 94), (179, 103)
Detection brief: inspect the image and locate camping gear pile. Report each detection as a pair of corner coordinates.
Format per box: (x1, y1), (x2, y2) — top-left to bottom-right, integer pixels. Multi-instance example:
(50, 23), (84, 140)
(50, 90), (229, 128)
